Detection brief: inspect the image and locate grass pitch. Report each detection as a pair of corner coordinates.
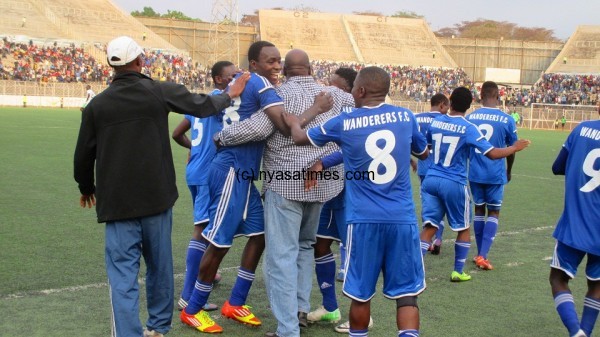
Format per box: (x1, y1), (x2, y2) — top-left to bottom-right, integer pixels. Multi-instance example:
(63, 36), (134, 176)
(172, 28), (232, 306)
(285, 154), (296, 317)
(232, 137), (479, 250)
(0, 107), (587, 336)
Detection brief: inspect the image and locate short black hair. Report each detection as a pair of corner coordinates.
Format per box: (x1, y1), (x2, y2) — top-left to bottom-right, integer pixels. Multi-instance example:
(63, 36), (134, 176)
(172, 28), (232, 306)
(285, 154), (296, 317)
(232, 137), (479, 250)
(248, 41), (275, 63)
(450, 87), (473, 113)
(211, 61), (234, 82)
(334, 67), (358, 91)
(481, 81), (499, 100)
(431, 93), (449, 107)
(357, 66), (390, 96)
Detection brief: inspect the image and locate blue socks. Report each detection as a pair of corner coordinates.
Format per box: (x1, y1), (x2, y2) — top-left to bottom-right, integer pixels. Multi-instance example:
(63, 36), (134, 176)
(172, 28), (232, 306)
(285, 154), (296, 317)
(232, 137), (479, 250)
(315, 253), (338, 312)
(480, 216), (498, 259)
(349, 328), (369, 337)
(435, 221), (444, 242)
(420, 240), (431, 255)
(473, 215), (485, 255)
(581, 296), (600, 336)
(229, 267), (255, 306)
(181, 239), (207, 301)
(554, 291), (581, 336)
(185, 281), (213, 315)
(398, 329), (419, 337)
(454, 241), (471, 273)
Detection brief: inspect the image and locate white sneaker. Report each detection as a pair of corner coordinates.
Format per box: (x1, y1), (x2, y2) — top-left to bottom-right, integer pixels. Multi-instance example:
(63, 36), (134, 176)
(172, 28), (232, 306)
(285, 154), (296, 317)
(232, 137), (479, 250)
(334, 316), (373, 333)
(573, 329), (587, 337)
(307, 306), (341, 323)
(143, 328), (164, 337)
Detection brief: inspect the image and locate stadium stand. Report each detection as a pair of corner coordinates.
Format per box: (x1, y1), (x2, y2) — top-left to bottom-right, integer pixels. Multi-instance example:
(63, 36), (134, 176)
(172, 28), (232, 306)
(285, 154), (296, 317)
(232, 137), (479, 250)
(344, 15), (456, 67)
(0, 0), (179, 50)
(0, 0), (64, 38)
(546, 25), (600, 74)
(258, 9), (457, 67)
(258, 9), (358, 62)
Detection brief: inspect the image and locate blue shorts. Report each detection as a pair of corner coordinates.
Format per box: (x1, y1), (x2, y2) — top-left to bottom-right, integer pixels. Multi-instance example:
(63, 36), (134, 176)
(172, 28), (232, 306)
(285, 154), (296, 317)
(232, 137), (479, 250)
(202, 166), (264, 248)
(343, 223), (426, 302)
(551, 241), (600, 280)
(316, 193), (347, 245)
(189, 184), (210, 225)
(421, 176), (471, 231)
(469, 182), (504, 211)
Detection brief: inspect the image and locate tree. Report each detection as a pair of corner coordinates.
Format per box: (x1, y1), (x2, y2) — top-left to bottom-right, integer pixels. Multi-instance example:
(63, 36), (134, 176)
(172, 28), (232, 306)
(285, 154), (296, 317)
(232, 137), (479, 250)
(291, 5), (320, 12)
(353, 10), (384, 16)
(130, 7), (201, 21)
(131, 7), (160, 18)
(161, 10), (193, 20)
(390, 10), (423, 18)
(434, 19), (559, 41)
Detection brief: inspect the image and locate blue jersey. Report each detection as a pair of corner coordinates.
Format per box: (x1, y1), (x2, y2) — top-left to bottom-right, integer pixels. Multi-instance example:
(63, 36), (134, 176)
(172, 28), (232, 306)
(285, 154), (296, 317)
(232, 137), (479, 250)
(185, 89), (223, 185)
(307, 103), (427, 225)
(426, 114), (494, 184)
(214, 73), (283, 171)
(467, 107), (518, 184)
(553, 120), (600, 255)
(415, 111), (443, 177)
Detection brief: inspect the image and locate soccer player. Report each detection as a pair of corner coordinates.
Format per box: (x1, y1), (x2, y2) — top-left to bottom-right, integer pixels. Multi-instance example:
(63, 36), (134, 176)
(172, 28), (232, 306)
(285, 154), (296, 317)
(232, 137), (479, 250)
(548, 107), (600, 337)
(80, 85), (96, 112)
(172, 60), (237, 312)
(287, 66), (429, 337)
(466, 81), (518, 270)
(180, 41), (331, 334)
(415, 93), (450, 255)
(419, 87), (530, 282)
(328, 67), (357, 282)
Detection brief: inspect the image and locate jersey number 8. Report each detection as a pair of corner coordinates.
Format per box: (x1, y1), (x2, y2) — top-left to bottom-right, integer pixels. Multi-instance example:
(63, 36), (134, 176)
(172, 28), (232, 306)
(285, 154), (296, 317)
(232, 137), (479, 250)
(365, 130), (397, 185)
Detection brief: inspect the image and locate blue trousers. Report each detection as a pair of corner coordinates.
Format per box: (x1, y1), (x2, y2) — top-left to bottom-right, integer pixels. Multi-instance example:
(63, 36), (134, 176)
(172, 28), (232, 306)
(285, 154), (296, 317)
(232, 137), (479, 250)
(263, 189), (322, 337)
(105, 208), (174, 337)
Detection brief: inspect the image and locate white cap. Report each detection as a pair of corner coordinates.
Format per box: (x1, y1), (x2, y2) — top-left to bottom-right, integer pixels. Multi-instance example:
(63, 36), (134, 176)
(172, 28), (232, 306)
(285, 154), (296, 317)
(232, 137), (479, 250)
(106, 36), (144, 66)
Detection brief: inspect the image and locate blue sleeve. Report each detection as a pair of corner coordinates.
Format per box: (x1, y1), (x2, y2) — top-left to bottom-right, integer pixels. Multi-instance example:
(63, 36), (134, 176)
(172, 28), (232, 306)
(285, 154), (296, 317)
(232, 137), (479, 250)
(410, 114), (428, 155)
(307, 116), (342, 147)
(252, 74), (283, 110)
(321, 151), (343, 169)
(552, 130), (575, 175)
(467, 124), (494, 154)
(552, 147), (568, 175)
(507, 118), (518, 146)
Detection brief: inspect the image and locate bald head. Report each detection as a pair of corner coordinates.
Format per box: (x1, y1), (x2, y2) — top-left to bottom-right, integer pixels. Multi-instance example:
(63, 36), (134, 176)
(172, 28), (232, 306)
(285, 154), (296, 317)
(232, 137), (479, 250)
(283, 49), (311, 78)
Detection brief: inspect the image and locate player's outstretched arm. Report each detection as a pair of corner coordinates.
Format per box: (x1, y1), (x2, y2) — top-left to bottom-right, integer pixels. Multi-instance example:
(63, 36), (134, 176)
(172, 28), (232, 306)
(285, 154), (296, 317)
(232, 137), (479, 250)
(284, 113), (310, 145)
(297, 91), (334, 127)
(172, 118), (192, 149)
(263, 91), (333, 137)
(486, 139), (531, 159)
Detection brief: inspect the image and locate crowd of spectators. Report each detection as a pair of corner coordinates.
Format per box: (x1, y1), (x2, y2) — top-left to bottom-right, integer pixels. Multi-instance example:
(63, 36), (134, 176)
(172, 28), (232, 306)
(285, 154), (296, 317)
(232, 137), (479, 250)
(1, 39), (598, 106)
(310, 60), (473, 101)
(0, 38), (214, 90)
(499, 73), (599, 107)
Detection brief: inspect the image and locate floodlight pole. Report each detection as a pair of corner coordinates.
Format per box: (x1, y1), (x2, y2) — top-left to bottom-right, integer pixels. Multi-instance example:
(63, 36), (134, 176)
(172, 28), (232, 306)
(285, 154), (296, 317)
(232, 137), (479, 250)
(208, 0), (240, 68)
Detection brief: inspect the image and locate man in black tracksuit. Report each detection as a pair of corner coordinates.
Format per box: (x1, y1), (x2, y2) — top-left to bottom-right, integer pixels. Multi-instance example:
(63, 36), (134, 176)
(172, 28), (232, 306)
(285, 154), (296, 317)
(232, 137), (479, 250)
(73, 36), (248, 337)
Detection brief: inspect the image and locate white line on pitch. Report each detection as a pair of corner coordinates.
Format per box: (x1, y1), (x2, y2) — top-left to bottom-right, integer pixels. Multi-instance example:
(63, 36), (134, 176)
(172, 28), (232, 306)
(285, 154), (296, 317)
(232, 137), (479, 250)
(2, 266), (240, 300)
(3, 227), (555, 300)
(511, 174), (563, 181)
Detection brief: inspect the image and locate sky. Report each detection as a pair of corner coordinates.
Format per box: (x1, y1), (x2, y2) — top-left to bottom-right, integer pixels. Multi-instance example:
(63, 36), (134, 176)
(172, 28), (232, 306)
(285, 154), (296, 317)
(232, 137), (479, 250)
(112, 0), (600, 40)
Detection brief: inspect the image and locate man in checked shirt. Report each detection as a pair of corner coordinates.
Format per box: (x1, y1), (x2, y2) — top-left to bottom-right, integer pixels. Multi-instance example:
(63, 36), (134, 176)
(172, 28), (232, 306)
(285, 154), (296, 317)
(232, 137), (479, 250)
(215, 49), (354, 337)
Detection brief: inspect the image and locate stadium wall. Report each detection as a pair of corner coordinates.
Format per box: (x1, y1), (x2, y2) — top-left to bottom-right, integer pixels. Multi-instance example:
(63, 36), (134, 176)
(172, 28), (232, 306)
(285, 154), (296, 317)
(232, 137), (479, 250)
(438, 37), (564, 85)
(136, 17), (257, 69)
